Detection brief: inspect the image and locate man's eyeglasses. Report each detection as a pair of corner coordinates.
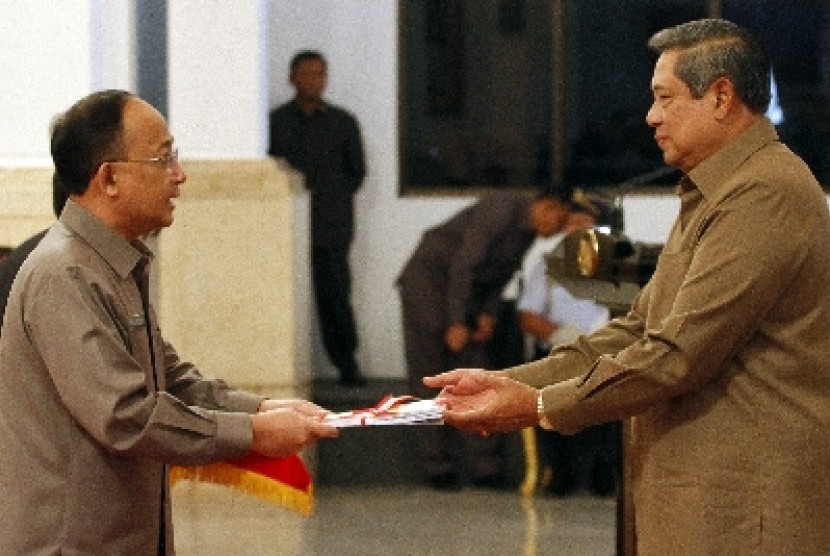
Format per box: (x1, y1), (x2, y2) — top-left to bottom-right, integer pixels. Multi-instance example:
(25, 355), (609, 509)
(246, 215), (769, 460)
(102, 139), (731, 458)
(111, 148), (179, 171)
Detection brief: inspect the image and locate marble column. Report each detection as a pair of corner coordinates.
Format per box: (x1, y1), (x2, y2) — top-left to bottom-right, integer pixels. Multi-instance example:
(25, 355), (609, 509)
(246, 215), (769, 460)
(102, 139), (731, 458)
(162, 0), (310, 398)
(155, 158), (309, 395)
(164, 4), (311, 551)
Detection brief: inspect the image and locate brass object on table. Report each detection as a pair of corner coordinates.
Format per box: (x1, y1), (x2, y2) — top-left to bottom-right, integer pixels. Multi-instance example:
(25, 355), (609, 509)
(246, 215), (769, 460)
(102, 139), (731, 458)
(545, 227), (662, 315)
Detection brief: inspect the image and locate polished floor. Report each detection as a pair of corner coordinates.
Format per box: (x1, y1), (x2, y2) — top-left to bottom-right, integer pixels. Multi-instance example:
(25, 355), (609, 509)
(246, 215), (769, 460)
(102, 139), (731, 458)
(174, 379), (618, 554)
(172, 481), (617, 555)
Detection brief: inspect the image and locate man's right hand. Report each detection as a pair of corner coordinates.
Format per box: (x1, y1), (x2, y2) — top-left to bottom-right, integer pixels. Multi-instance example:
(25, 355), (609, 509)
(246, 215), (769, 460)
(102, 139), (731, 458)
(250, 408), (339, 458)
(423, 369), (540, 435)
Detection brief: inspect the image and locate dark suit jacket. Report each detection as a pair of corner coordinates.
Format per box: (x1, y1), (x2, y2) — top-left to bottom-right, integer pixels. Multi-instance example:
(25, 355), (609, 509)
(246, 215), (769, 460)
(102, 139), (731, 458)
(268, 100), (366, 248)
(0, 230), (46, 336)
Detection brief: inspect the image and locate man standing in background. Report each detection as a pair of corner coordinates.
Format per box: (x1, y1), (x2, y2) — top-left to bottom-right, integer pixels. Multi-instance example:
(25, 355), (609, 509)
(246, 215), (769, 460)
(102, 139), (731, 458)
(269, 50), (367, 387)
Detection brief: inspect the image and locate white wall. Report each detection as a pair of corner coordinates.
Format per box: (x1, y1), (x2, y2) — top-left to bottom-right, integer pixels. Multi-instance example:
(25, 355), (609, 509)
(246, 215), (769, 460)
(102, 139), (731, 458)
(169, 0), (269, 158)
(0, 0), (134, 166)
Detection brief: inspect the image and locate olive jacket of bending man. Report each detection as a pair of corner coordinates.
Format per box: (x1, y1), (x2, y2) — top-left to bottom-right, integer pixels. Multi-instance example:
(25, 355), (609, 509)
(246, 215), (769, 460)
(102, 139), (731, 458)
(426, 19), (830, 554)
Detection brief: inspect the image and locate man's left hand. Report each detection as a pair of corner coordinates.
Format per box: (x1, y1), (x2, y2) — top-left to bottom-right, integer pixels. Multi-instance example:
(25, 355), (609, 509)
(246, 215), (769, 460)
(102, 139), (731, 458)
(471, 313), (497, 343)
(259, 399), (330, 420)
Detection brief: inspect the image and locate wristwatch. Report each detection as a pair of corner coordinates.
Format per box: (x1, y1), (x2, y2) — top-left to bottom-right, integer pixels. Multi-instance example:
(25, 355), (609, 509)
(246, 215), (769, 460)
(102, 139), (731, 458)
(537, 390), (554, 430)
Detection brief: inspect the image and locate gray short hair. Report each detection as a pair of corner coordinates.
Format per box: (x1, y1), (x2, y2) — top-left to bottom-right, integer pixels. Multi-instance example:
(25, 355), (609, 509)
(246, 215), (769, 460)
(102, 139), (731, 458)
(648, 19), (771, 114)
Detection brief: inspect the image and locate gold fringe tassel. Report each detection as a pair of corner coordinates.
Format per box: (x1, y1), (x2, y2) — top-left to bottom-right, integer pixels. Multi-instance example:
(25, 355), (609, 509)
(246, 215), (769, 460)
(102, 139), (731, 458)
(169, 463), (314, 517)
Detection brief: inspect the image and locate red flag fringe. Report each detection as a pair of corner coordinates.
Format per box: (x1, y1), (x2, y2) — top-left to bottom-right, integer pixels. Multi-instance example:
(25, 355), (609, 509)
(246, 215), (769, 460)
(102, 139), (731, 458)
(170, 453), (313, 516)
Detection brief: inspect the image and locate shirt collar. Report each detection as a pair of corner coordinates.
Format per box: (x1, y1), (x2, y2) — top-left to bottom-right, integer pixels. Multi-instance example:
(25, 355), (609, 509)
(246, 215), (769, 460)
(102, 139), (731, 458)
(682, 118), (779, 199)
(60, 200), (152, 279)
(291, 98), (329, 116)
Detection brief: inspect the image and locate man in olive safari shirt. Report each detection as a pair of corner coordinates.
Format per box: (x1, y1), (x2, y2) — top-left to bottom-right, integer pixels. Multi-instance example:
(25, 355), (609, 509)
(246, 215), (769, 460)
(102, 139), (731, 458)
(0, 91), (337, 555)
(426, 19), (830, 555)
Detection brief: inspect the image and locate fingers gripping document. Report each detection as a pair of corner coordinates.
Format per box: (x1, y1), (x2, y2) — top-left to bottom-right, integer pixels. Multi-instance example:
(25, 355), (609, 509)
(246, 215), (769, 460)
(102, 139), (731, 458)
(324, 395), (445, 427)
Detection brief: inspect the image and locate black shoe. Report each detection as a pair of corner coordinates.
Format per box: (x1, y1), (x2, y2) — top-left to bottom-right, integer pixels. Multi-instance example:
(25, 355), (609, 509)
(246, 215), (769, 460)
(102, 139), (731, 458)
(548, 468), (576, 497)
(339, 373), (367, 388)
(470, 473), (509, 490)
(588, 460), (617, 497)
(428, 472), (461, 491)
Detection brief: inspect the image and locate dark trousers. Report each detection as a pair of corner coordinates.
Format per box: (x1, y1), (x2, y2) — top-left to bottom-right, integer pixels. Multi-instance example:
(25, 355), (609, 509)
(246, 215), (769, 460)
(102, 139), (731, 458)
(312, 245), (360, 380)
(398, 282), (503, 481)
(537, 421), (620, 492)
(530, 346), (620, 494)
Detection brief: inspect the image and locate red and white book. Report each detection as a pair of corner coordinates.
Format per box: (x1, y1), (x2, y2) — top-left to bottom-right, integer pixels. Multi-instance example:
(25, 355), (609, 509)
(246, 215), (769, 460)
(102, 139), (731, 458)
(325, 394), (444, 427)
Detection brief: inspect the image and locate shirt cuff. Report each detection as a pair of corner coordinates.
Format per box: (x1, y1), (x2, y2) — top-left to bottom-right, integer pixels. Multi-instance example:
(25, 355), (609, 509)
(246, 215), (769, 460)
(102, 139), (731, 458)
(213, 411), (256, 459)
(222, 391), (267, 414)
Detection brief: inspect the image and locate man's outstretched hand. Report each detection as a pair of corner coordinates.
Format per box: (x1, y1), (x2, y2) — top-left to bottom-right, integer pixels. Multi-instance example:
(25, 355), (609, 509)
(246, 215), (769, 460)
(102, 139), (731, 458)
(423, 369), (539, 435)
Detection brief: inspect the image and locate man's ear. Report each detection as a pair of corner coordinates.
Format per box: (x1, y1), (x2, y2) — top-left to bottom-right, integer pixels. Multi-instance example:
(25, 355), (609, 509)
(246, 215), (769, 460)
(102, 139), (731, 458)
(93, 162), (119, 196)
(710, 77), (736, 116)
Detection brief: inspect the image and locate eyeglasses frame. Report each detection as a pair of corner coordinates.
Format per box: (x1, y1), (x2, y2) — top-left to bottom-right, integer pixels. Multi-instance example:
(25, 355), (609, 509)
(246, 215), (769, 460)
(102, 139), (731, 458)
(108, 148), (179, 172)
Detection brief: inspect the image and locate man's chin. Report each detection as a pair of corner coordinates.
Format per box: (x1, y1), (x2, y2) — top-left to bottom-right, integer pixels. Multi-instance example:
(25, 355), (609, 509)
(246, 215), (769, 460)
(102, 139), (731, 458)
(660, 151), (679, 168)
(153, 215), (174, 233)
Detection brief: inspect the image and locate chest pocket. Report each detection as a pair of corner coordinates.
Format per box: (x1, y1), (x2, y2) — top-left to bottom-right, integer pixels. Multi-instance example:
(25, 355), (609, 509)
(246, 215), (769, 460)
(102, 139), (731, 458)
(641, 250), (693, 332)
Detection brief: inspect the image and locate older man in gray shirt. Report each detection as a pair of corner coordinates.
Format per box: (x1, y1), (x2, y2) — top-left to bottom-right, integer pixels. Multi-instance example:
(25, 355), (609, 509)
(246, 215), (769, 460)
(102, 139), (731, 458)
(0, 90), (337, 555)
